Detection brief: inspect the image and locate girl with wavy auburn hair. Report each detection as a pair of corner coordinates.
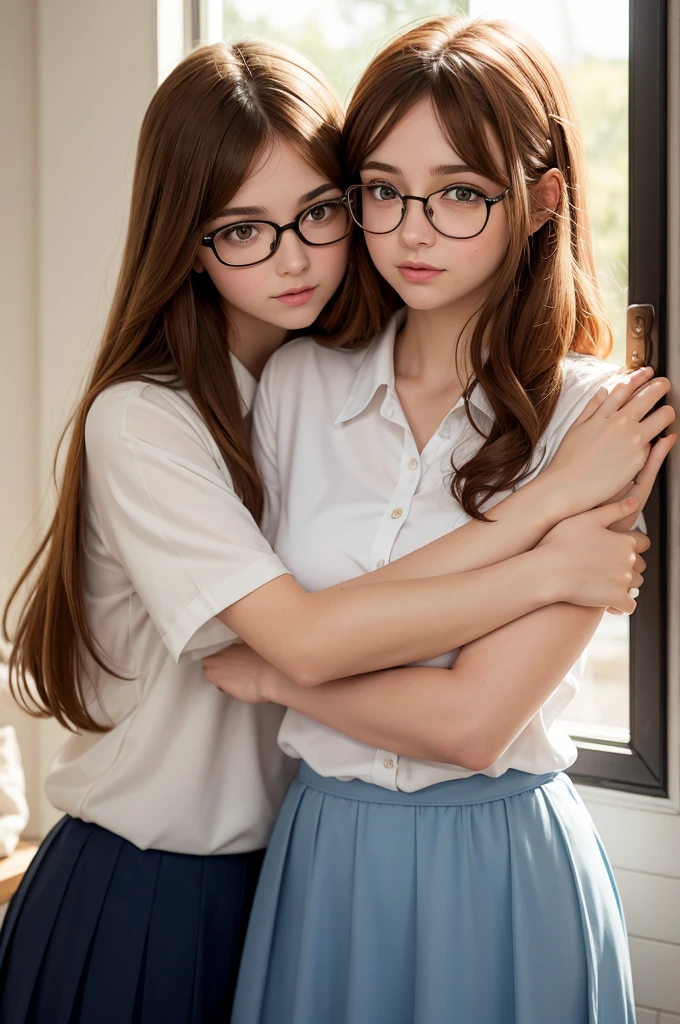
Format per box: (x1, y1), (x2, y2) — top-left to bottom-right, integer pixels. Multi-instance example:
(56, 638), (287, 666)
(0, 31), (661, 1024)
(200, 17), (675, 1024)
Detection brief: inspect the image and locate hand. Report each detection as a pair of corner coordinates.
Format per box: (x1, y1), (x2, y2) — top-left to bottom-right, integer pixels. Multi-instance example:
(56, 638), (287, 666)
(545, 366), (675, 516)
(202, 643), (282, 704)
(605, 528), (650, 615)
(539, 496), (643, 613)
(604, 431), (677, 533)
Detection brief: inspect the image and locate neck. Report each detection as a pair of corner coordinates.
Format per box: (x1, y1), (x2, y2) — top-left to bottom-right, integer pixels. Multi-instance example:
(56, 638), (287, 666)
(224, 302), (287, 382)
(395, 293), (484, 391)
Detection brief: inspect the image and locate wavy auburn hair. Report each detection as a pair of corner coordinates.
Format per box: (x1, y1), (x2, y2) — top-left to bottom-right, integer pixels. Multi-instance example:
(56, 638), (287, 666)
(322, 16), (613, 519)
(3, 40), (344, 732)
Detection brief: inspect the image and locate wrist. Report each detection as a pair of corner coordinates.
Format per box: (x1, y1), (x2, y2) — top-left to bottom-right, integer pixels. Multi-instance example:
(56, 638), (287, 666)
(526, 469), (580, 527)
(259, 665), (293, 704)
(525, 545), (569, 606)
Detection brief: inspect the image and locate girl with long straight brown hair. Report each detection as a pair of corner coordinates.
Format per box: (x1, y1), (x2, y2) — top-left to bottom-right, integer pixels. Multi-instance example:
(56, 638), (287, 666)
(0, 33), (662, 1024)
(193, 18), (676, 1024)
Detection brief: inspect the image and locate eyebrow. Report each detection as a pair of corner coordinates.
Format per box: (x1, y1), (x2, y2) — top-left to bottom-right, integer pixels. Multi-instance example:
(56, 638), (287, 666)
(215, 183), (339, 220)
(361, 161), (474, 176)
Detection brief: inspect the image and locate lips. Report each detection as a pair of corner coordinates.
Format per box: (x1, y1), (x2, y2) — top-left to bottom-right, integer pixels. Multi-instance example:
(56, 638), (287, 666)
(397, 262), (444, 283)
(274, 285), (318, 306)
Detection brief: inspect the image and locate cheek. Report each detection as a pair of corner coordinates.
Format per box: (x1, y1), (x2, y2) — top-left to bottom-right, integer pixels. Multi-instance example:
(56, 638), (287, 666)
(364, 233), (397, 274)
(204, 263), (271, 310)
(309, 237), (351, 289)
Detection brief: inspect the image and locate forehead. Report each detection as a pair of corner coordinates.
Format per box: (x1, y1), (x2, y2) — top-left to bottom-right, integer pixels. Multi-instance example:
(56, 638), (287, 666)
(366, 96), (505, 180)
(231, 138), (328, 203)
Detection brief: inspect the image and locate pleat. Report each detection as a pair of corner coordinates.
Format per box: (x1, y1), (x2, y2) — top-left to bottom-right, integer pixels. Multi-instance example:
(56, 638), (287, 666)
(0, 815), (265, 1024)
(232, 768), (635, 1024)
(540, 776), (636, 1023)
(0, 818), (99, 1024)
(189, 849), (263, 1024)
(75, 839), (162, 1023)
(232, 778), (309, 1023)
(413, 801), (514, 1023)
(26, 825), (126, 1024)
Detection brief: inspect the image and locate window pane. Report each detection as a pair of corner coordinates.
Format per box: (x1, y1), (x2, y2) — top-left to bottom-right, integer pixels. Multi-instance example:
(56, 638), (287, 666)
(216, 0), (631, 738)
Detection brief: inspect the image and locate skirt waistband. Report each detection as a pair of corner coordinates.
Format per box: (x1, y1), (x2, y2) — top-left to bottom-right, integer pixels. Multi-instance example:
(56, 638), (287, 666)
(297, 762), (561, 807)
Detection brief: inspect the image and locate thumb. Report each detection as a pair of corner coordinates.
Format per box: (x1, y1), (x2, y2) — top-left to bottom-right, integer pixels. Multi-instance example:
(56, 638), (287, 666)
(595, 495), (639, 527)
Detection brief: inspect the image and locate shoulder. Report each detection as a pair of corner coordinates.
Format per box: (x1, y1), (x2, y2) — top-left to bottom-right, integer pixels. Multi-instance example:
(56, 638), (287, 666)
(263, 335), (365, 385)
(547, 352), (622, 437)
(258, 336), (367, 412)
(85, 380), (213, 461)
(561, 351), (621, 395)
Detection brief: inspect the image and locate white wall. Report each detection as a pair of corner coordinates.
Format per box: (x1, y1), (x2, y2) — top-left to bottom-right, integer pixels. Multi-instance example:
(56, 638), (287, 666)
(0, 0), (160, 836)
(0, 0), (40, 833)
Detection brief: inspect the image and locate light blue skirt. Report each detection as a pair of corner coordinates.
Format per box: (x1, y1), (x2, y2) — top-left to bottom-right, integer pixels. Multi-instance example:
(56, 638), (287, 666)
(231, 763), (635, 1024)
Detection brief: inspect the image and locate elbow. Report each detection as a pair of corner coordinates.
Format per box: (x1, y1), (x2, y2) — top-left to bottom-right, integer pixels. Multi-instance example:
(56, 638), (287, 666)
(435, 725), (504, 773)
(276, 640), (331, 688)
(453, 746), (499, 773)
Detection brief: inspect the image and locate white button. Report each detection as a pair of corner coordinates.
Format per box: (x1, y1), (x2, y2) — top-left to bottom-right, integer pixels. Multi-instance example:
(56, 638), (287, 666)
(376, 559), (385, 568)
(408, 458), (418, 470)
(383, 759), (395, 770)
(391, 507), (403, 520)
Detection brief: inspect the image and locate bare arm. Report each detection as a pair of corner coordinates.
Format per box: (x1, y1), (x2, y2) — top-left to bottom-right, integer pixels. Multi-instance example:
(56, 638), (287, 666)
(216, 372), (672, 686)
(259, 602), (604, 771)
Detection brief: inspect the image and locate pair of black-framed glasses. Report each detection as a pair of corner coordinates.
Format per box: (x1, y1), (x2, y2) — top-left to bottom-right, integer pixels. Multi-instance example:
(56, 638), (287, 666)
(200, 183), (510, 269)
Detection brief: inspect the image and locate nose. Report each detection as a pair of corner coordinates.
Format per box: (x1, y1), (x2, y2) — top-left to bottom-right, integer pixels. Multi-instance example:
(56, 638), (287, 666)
(275, 227), (311, 277)
(398, 197), (436, 250)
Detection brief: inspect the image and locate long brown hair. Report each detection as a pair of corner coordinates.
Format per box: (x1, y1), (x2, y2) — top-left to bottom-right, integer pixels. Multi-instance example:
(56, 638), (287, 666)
(322, 16), (613, 519)
(3, 40), (344, 732)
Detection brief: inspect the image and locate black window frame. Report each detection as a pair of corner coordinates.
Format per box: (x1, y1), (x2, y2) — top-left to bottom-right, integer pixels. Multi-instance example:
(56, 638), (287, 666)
(568, 0), (669, 797)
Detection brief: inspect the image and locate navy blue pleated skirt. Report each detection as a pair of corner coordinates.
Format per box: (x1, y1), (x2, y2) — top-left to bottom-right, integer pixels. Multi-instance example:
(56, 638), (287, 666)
(232, 763), (635, 1024)
(0, 815), (264, 1023)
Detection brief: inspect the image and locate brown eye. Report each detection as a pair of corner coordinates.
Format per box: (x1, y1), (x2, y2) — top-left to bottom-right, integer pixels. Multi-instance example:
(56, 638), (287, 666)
(219, 223), (260, 245)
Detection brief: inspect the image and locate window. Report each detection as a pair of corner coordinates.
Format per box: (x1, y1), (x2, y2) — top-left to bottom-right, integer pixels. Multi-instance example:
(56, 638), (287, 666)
(194, 0), (669, 794)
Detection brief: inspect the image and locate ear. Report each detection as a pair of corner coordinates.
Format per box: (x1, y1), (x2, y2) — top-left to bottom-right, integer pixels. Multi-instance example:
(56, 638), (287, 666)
(529, 168), (564, 235)
(193, 255), (205, 273)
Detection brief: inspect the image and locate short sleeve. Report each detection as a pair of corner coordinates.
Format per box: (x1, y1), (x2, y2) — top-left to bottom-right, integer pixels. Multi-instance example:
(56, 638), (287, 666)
(84, 383), (290, 663)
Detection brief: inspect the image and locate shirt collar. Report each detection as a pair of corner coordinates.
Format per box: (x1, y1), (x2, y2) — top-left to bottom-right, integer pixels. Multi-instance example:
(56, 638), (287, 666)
(334, 307), (495, 427)
(230, 351), (258, 415)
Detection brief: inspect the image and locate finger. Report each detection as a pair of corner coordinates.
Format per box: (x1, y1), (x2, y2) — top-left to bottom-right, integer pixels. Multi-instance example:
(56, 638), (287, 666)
(620, 377), (672, 422)
(596, 366), (654, 415)
(573, 385), (610, 426)
(633, 554), (647, 574)
(638, 404), (677, 445)
(629, 435), (676, 506)
(594, 495), (639, 528)
(630, 531), (651, 553)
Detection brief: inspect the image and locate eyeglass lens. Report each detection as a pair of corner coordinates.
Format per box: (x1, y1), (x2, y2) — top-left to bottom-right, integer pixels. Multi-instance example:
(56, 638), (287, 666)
(348, 184), (491, 239)
(211, 200), (351, 267)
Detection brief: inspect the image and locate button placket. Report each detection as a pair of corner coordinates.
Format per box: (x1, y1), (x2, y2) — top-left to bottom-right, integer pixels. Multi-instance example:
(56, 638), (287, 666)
(372, 749), (399, 790)
(369, 430), (421, 570)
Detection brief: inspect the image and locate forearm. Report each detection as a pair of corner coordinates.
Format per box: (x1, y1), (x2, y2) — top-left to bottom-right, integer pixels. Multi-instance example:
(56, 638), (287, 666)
(265, 603), (604, 769)
(346, 470), (572, 587)
(267, 665), (470, 765)
(223, 545), (562, 686)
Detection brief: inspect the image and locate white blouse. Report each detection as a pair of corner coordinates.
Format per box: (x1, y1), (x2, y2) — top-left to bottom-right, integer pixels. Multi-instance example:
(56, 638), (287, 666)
(45, 355), (297, 854)
(253, 312), (627, 791)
